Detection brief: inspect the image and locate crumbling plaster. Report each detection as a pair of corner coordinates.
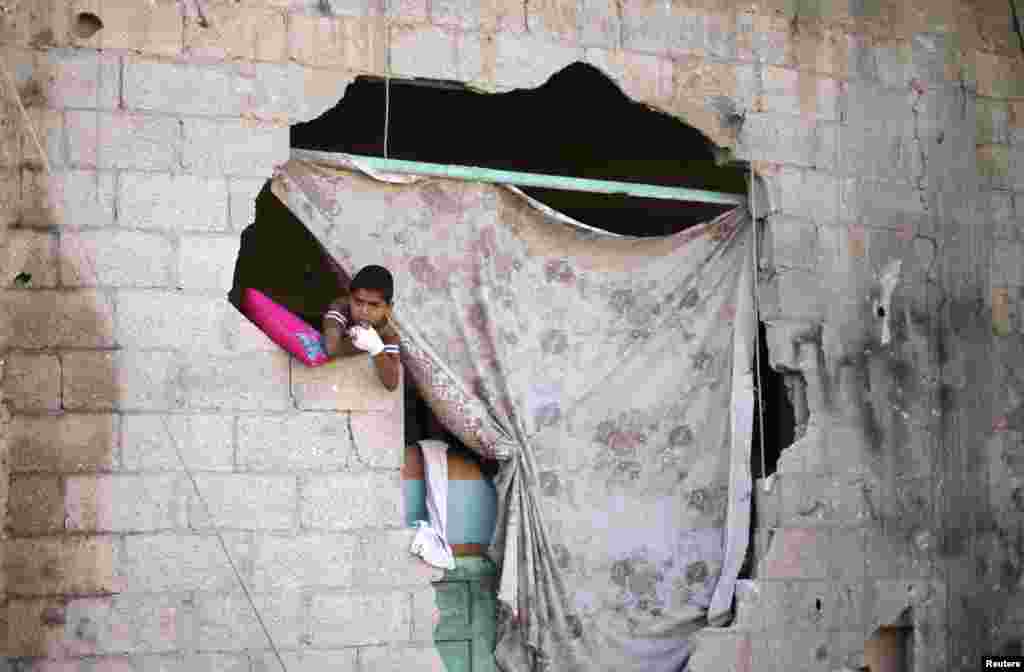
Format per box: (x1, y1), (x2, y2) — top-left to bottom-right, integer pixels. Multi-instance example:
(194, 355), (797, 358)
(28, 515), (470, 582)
(0, 0), (1022, 670)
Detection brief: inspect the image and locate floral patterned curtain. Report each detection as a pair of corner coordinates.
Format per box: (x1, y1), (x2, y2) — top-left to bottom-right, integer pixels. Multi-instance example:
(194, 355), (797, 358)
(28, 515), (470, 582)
(271, 152), (755, 672)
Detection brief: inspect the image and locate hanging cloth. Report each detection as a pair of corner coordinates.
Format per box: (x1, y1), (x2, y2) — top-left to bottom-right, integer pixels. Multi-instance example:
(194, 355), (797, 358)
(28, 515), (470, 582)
(271, 154), (755, 672)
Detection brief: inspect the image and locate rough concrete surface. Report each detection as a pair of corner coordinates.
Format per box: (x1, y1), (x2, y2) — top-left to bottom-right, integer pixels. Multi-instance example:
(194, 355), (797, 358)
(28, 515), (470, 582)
(0, 0), (1022, 670)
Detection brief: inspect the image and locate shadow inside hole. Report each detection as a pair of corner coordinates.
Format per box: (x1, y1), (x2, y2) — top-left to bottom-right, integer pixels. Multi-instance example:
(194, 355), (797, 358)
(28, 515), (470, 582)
(73, 12), (103, 39)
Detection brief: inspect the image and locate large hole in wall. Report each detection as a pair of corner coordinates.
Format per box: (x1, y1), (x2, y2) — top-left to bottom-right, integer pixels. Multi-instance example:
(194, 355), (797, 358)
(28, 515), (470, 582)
(751, 320), (796, 479)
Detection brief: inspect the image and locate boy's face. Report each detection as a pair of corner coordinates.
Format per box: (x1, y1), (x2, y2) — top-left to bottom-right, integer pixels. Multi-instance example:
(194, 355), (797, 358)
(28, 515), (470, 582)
(350, 287), (391, 326)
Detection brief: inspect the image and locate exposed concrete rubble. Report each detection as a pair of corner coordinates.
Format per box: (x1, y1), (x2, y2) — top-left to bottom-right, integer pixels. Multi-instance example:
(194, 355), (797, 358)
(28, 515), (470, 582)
(0, 0), (1022, 669)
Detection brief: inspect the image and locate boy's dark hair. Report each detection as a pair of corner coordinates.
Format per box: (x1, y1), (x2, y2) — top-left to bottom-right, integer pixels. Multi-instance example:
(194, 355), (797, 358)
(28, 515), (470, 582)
(350, 265), (394, 304)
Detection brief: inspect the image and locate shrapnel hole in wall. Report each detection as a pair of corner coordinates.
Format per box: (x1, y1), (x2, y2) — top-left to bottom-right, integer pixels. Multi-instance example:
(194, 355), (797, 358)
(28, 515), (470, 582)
(864, 625), (912, 672)
(73, 12), (103, 39)
(291, 62), (749, 236)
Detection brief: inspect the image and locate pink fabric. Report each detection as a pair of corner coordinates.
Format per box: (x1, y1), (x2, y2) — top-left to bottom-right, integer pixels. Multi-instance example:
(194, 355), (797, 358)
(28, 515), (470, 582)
(240, 288), (329, 367)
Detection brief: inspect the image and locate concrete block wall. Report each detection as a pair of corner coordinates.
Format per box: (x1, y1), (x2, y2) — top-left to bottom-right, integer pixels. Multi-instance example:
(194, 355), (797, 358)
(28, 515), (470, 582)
(0, 0), (1022, 670)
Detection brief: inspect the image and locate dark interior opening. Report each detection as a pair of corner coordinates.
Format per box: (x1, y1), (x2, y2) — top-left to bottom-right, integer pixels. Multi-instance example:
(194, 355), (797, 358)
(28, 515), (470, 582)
(751, 320), (793, 480)
(290, 61), (748, 237)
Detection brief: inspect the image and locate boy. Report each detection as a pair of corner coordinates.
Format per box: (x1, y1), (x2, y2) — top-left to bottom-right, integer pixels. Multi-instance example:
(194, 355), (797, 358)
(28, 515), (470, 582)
(323, 265), (401, 391)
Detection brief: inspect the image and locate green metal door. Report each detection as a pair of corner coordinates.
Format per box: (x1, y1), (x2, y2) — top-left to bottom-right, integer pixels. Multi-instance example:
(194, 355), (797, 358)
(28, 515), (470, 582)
(433, 557), (498, 672)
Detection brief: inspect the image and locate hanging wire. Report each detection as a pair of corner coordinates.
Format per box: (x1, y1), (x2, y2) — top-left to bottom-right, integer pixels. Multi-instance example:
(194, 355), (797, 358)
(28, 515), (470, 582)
(750, 168), (768, 488)
(383, 23), (391, 159)
(0, 60), (290, 672)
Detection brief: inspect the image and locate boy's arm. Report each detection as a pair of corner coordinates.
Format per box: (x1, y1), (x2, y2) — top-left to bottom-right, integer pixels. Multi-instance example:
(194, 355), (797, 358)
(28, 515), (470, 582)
(323, 299), (362, 358)
(371, 329), (401, 391)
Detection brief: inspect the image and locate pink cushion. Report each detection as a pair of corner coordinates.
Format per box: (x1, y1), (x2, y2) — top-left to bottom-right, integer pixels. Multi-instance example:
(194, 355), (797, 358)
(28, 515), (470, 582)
(240, 288), (329, 367)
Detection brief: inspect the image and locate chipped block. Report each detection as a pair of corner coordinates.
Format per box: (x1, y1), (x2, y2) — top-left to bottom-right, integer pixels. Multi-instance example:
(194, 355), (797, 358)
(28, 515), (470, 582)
(0, 229), (58, 288)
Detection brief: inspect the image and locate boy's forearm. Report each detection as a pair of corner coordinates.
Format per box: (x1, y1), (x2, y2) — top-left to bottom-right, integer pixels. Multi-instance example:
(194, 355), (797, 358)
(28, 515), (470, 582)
(373, 353), (401, 391)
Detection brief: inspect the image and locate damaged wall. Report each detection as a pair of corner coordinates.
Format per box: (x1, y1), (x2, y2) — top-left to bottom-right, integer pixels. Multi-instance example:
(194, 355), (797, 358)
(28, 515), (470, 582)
(0, 0), (1022, 670)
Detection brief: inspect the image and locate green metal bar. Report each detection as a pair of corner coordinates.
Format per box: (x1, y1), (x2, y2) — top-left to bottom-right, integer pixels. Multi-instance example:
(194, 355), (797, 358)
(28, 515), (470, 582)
(291, 150), (747, 206)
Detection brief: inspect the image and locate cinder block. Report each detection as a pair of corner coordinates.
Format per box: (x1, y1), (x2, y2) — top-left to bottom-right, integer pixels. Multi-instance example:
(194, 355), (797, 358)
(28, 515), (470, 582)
(21, 167), (117, 229)
(977, 97), (1011, 146)
(479, 0), (527, 33)
(0, 289), (115, 349)
(251, 649), (358, 672)
(764, 215), (819, 271)
(116, 533), (252, 593)
(291, 356), (402, 412)
(0, 229), (58, 287)
(3, 597), (69, 657)
(288, 14), (386, 73)
(184, 5), (287, 62)
(3, 352), (61, 411)
(755, 579), (864, 631)
(63, 350), (182, 411)
(975, 50), (1024, 99)
(990, 190), (1018, 241)
(578, 0), (619, 48)
(300, 471), (402, 530)
(6, 536), (116, 596)
(121, 413), (233, 472)
(355, 529), (445, 588)
(9, 413), (118, 473)
(736, 113), (817, 169)
(583, 47), (670, 106)
(619, 0), (683, 55)
(64, 473), (190, 532)
(775, 167), (841, 224)
(118, 172), (228, 232)
(492, 33), (581, 90)
(308, 591), (410, 646)
(60, 230), (175, 288)
(177, 234), (240, 292)
(410, 584), (439, 643)
(687, 628), (753, 672)
(189, 474), (297, 531)
(70, 0), (183, 56)
(237, 412), (352, 472)
(66, 111), (180, 171)
(8, 474), (64, 535)
(0, 173), (18, 236)
(526, 0), (578, 43)
(124, 60), (240, 117)
(350, 409), (403, 469)
(45, 48), (120, 110)
(115, 291), (237, 352)
(358, 644), (447, 672)
(250, 532), (357, 591)
(756, 527), (829, 579)
(432, 0), (480, 29)
(775, 268), (825, 322)
(195, 590), (302, 651)
(992, 240), (1024, 287)
(4, 595), (187, 657)
(178, 351), (291, 411)
(389, 24), (459, 81)
(235, 61), (305, 123)
(0, 0), (71, 48)
(228, 177), (266, 231)
(21, 107), (65, 169)
(181, 117), (288, 178)
(777, 474), (873, 528)
(387, 0), (429, 21)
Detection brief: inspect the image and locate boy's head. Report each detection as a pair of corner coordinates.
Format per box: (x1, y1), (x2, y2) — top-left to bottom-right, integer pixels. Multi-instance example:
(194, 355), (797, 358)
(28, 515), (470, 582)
(349, 264), (394, 326)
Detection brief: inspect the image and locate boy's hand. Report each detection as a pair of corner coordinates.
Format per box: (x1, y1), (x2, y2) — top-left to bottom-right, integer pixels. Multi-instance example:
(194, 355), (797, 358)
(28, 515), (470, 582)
(349, 325), (385, 356)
